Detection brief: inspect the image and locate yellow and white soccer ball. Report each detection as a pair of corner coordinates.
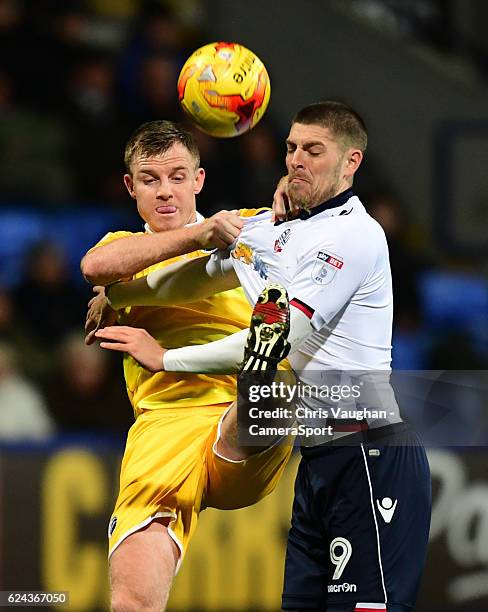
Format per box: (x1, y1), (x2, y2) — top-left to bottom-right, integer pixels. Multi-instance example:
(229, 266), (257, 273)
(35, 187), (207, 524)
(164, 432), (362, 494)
(177, 42), (271, 138)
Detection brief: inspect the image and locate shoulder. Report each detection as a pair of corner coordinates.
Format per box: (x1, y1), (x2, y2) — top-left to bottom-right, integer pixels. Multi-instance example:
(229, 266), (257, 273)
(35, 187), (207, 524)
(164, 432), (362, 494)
(324, 204), (386, 246)
(303, 213), (386, 269)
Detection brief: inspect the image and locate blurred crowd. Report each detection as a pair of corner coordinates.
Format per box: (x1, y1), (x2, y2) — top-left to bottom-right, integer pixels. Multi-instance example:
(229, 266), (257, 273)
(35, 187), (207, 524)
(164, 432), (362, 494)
(0, 0), (486, 442)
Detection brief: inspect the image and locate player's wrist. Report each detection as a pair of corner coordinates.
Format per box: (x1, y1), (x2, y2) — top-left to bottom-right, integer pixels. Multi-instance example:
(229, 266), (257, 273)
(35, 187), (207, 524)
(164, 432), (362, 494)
(161, 348), (169, 371)
(187, 221), (209, 250)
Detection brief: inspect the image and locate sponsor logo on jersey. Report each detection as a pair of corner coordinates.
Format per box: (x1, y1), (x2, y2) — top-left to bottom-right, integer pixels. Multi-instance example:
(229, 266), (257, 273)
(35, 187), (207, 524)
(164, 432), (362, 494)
(232, 242), (254, 265)
(327, 582), (357, 593)
(108, 516), (118, 537)
(311, 251), (343, 285)
(232, 241), (269, 280)
(274, 228), (291, 252)
(376, 497), (398, 523)
(252, 254), (269, 279)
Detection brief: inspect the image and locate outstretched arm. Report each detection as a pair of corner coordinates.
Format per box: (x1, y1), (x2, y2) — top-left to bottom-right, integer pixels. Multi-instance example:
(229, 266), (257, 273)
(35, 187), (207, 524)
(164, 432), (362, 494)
(105, 251), (239, 310)
(81, 210), (243, 285)
(95, 305), (313, 373)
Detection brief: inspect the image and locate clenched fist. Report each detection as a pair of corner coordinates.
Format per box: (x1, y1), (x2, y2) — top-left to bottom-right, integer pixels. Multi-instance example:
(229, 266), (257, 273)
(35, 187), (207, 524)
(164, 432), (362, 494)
(194, 210), (244, 250)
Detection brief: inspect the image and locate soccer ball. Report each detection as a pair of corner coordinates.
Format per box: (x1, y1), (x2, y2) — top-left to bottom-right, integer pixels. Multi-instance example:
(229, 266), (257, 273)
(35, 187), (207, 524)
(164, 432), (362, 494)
(177, 42), (271, 138)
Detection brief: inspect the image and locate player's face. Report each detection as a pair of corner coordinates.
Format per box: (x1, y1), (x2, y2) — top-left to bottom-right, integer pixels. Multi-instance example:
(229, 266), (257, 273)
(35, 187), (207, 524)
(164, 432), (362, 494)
(124, 143), (205, 232)
(285, 122), (362, 209)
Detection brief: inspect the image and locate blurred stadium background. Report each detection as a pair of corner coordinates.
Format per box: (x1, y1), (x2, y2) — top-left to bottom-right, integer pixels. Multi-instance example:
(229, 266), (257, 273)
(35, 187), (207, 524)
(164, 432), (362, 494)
(0, 0), (487, 610)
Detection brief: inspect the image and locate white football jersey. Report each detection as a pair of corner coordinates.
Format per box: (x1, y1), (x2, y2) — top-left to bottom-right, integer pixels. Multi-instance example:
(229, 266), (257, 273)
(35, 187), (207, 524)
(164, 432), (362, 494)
(212, 190), (401, 439)
(219, 191), (393, 371)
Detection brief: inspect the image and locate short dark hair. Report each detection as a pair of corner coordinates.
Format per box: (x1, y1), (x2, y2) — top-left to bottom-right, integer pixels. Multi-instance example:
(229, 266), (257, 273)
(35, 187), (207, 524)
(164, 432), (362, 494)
(124, 120), (200, 173)
(292, 101), (367, 152)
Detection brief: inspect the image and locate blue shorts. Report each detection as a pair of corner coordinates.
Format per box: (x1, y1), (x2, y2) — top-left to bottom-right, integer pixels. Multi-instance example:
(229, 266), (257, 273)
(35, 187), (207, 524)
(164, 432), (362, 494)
(282, 423), (431, 611)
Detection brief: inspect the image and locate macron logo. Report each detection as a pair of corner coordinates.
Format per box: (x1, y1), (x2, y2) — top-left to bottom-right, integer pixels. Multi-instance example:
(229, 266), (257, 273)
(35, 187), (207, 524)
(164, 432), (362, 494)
(376, 497), (398, 523)
(328, 583), (357, 593)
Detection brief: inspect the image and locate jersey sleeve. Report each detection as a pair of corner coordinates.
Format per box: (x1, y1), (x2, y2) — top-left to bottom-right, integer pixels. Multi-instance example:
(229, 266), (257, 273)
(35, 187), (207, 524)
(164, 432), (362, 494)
(205, 246), (235, 276)
(288, 228), (375, 331)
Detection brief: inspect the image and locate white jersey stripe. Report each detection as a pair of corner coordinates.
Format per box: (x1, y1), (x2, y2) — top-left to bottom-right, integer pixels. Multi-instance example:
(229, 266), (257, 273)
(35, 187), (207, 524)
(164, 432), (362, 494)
(360, 443), (388, 604)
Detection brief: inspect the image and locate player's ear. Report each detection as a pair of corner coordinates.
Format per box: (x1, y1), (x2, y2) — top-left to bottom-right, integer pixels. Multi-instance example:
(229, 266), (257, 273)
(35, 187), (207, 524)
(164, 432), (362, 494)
(194, 167), (205, 194)
(344, 149), (363, 178)
(124, 174), (136, 199)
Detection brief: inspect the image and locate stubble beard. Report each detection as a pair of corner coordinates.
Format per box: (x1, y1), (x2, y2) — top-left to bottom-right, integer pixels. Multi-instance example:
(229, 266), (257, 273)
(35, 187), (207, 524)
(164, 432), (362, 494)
(289, 178), (342, 211)
(288, 182), (312, 210)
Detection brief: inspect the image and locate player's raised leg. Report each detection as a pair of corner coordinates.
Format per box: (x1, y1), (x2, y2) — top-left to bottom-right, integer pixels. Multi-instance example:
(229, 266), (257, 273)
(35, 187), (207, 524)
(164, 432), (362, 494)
(205, 284), (294, 512)
(110, 519), (179, 612)
(217, 283), (293, 461)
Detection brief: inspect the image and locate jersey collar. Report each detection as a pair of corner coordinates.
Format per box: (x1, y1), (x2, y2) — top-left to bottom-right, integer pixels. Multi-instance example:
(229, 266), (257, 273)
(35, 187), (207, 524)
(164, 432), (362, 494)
(275, 188), (354, 225)
(298, 188), (354, 219)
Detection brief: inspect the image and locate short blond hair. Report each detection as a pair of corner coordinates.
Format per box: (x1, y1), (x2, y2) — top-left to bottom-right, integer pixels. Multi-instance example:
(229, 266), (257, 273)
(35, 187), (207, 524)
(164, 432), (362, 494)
(124, 120), (200, 174)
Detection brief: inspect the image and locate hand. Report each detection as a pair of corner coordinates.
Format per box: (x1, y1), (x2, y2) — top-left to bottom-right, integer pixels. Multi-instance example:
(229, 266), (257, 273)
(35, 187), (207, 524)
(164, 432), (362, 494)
(195, 210), (244, 249)
(272, 175), (300, 221)
(85, 286), (118, 345)
(95, 326), (167, 372)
